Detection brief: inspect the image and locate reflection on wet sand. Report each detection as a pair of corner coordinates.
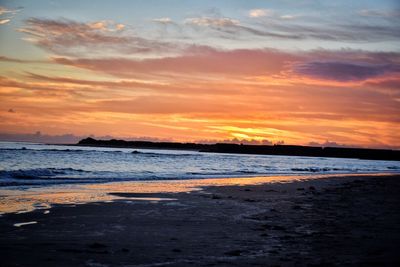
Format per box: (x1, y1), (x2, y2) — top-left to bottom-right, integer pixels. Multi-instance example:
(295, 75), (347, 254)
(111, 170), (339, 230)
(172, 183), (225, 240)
(0, 173), (391, 214)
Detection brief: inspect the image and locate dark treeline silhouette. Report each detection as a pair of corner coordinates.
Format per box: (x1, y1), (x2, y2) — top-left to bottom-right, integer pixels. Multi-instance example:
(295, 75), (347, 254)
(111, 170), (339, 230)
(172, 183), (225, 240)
(77, 137), (400, 161)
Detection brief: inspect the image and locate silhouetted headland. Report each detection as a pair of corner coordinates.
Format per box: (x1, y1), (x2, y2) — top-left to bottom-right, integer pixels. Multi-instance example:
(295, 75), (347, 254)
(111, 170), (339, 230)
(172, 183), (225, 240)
(77, 137), (400, 161)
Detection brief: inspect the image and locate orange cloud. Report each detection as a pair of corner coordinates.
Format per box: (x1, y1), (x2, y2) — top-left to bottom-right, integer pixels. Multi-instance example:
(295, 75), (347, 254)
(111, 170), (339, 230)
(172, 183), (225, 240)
(2, 16), (400, 149)
(1, 59), (399, 149)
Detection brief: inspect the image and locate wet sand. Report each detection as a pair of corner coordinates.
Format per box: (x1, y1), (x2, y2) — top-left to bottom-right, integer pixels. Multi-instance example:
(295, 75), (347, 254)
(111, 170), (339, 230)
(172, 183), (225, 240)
(1, 174), (399, 266)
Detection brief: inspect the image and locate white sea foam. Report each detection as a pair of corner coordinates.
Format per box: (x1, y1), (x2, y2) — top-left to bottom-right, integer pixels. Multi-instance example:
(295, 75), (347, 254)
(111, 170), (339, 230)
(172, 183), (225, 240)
(14, 221), (37, 227)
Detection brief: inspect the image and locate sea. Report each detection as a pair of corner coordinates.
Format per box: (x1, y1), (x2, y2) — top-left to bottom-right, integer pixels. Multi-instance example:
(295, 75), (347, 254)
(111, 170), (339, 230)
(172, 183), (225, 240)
(1, 141), (399, 189)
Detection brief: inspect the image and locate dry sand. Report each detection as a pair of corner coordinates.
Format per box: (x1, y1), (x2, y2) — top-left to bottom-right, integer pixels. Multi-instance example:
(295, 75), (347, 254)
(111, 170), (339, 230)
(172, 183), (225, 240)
(1, 174), (399, 266)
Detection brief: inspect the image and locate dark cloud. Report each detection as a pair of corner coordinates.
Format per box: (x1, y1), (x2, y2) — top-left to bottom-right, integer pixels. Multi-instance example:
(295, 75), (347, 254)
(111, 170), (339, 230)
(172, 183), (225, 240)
(261, 21), (400, 42)
(0, 56), (29, 63)
(185, 12), (400, 43)
(358, 9), (400, 18)
(185, 17), (301, 39)
(0, 55), (47, 63)
(18, 14), (400, 60)
(294, 61), (400, 82)
(225, 23), (300, 39)
(19, 18), (178, 57)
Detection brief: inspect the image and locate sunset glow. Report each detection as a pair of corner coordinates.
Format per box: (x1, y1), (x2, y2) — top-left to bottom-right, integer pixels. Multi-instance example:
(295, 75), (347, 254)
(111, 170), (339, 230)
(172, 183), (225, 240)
(0, 0), (399, 148)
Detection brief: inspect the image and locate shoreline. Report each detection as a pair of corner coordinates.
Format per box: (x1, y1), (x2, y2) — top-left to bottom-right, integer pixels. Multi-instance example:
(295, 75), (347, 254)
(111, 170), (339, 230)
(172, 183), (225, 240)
(1, 173), (399, 266)
(0, 172), (398, 215)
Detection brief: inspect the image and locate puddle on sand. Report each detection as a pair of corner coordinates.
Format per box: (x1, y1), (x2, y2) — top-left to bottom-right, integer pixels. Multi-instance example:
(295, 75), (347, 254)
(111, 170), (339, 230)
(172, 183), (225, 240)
(0, 173), (392, 215)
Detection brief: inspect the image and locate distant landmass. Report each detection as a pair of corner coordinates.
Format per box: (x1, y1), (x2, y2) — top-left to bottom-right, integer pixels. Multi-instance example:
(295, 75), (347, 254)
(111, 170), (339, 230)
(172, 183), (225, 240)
(77, 137), (400, 161)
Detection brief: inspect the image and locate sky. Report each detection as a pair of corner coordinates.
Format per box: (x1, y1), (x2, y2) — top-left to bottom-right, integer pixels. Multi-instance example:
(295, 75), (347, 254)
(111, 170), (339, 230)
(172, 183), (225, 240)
(0, 0), (399, 148)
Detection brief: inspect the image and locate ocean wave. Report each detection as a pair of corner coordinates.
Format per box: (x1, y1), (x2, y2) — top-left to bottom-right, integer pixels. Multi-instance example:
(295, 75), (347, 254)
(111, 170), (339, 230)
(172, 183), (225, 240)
(0, 147), (132, 154)
(0, 147), (201, 157)
(0, 148), (88, 153)
(387, 166), (400, 170)
(186, 170), (261, 176)
(0, 168), (89, 179)
(0, 177), (112, 187)
(130, 150), (201, 157)
(291, 167), (344, 172)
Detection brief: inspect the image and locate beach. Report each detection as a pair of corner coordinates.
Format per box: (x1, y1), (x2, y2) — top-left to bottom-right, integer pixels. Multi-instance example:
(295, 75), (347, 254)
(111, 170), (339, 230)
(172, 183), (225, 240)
(1, 173), (399, 267)
(2, 1), (400, 266)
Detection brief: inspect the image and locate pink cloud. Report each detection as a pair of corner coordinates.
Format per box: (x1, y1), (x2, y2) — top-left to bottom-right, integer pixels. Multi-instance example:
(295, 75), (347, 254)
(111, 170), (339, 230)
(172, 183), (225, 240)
(51, 47), (400, 85)
(53, 47), (299, 77)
